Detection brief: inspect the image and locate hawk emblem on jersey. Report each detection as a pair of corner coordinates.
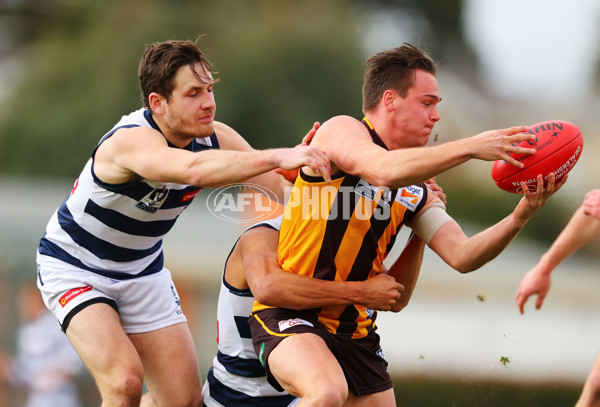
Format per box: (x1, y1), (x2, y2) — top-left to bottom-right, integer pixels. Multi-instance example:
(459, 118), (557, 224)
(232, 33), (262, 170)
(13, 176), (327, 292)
(354, 179), (392, 207)
(136, 185), (169, 213)
(397, 185), (423, 212)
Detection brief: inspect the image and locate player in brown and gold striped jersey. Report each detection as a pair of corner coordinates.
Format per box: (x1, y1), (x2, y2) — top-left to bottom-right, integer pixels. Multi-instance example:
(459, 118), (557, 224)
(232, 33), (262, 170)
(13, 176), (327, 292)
(249, 43), (566, 407)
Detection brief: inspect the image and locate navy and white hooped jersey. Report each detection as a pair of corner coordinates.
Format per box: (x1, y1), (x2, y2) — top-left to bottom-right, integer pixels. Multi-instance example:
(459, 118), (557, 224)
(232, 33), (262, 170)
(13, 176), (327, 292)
(202, 216), (299, 407)
(37, 108), (219, 280)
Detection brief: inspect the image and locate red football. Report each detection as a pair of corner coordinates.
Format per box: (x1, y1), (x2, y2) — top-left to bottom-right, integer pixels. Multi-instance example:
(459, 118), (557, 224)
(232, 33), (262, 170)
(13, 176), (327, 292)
(491, 120), (583, 193)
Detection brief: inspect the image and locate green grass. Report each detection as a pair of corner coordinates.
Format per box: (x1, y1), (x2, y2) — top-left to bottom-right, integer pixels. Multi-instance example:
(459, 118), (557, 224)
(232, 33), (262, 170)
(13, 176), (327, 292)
(392, 376), (581, 407)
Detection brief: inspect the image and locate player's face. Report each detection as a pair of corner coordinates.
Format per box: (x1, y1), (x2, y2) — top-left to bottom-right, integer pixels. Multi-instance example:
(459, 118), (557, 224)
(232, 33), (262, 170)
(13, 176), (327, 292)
(162, 63), (216, 142)
(390, 69), (441, 148)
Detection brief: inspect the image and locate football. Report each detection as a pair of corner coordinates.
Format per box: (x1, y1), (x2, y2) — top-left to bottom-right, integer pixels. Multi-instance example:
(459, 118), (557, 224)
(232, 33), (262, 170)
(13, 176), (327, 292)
(491, 120), (583, 193)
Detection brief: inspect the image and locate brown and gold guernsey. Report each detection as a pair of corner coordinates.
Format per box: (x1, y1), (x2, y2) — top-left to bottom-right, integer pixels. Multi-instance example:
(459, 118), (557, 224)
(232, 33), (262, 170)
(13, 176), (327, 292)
(252, 119), (428, 339)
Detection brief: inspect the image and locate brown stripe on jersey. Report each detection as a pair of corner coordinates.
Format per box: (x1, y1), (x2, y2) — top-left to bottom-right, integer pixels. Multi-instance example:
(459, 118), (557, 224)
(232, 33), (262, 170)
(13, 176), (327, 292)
(335, 305), (362, 337)
(312, 174), (362, 281)
(334, 190), (398, 336)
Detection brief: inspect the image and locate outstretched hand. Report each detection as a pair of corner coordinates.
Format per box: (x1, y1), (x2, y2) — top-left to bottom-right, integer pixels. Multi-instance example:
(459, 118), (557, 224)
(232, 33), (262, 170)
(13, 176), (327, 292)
(513, 172), (567, 223)
(583, 189), (600, 220)
(276, 144), (331, 183)
(275, 122), (322, 183)
(471, 126), (537, 168)
(515, 263), (552, 314)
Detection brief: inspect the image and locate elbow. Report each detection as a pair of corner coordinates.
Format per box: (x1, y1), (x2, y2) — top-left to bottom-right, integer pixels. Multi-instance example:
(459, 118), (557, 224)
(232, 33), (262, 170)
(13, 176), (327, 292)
(390, 294), (413, 313)
(390, 301), (408, 313)
(188, 173), (221, 189)
(362, 170), (394, 188)
(452, 259), (481, 274)
(251, 279), (277, 306)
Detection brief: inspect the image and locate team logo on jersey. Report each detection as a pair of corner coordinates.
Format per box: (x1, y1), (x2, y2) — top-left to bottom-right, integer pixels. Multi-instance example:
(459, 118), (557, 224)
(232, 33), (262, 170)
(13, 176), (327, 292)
(136, 185), (169, 213)
(397, 185), (423, 212)
(354, 179), (392, 206)
(59, 285), (92, 308)
(278, 318), (314, 332)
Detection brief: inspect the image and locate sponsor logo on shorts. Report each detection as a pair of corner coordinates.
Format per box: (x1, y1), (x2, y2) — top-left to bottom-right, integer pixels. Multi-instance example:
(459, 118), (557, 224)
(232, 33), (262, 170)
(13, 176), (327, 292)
(170, 285), (182, 315)
(59, 285), (92, 308)
(278, 318), (314, 332)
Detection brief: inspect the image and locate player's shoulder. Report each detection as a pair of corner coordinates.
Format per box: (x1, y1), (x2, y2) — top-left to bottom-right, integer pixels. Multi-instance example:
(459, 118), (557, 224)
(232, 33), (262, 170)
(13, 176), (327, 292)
(321, 115), (364, 130)
(110, 125), (165, 146)
(316, 115), (370, 144)
(212, 121), (253, 151)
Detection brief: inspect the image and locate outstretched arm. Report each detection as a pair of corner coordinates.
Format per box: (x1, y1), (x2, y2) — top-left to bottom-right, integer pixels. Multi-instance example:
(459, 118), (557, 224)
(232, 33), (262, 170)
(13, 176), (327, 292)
(308, 116), (536, 189)
(515, 202), (600, 314)
(237, 227), (403, 311)
(425, 173), (566, 273)
(93, 121), (331, 188)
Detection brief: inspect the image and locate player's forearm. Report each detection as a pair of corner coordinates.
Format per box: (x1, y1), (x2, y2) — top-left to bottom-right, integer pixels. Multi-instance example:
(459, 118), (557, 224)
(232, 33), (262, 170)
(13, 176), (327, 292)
(366, 141), (473, 189)
(187, 149), (282, 188)
(449, 215), (524, 273)
(538, 207), (600, 274)
(252, 272), (360, 309)
(387, 233), (426, 311)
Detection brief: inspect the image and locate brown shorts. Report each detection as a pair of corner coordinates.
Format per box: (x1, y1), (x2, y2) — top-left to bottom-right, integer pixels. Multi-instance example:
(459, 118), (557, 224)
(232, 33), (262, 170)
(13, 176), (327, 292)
(249, 308), (392, 396)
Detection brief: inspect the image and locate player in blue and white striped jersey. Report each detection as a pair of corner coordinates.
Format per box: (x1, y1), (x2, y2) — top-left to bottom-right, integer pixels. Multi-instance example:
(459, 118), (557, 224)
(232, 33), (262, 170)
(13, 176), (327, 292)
(35, 39), (331, 407)
(202, 213), (429, 407)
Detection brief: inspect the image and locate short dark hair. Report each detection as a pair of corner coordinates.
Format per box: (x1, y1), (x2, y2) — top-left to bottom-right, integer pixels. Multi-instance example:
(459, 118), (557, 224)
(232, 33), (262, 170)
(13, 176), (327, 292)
(362, 43), (437, 113)
(138, 39), (215, 109)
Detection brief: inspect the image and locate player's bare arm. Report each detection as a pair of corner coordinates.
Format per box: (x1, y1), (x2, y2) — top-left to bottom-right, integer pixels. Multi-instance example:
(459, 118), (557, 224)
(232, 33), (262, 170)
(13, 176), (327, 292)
(238, 227), (401, 311)
(385, 232), (426, 313)
(214, 121), (326, 197)
(309, 116), (537, 190)
(93, 123), (330, 188)
(424, 173), (564, 273)
(516, 202), (600, 314)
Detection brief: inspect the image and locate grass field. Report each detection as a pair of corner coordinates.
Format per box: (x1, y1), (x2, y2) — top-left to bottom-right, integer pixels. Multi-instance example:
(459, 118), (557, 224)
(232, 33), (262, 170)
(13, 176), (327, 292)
(392, 376), (581, 407)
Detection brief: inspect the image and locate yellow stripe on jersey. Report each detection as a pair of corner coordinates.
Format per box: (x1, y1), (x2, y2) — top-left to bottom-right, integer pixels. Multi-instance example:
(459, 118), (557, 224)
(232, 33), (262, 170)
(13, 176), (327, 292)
(252, 125), (427, 338)
(334, 189), (384, 281)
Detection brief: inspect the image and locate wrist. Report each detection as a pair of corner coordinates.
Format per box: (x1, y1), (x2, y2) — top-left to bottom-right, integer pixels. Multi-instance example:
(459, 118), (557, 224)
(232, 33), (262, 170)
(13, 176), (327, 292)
(261, 149), (281, 170)
(536, 253), (558, 276)
(343, 281), (364, 305)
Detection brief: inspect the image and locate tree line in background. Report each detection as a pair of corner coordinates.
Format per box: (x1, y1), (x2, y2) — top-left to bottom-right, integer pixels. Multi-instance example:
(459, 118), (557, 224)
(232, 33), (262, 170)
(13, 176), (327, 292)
(0, 0), (575, 244)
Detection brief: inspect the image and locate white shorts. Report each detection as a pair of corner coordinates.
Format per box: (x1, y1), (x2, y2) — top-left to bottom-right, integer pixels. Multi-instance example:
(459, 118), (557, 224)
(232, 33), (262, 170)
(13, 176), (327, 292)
(36, 259), (187, 334)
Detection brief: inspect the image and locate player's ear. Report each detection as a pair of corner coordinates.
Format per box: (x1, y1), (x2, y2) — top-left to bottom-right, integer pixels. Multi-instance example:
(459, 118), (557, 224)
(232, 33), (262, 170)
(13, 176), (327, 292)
(148, 92), (166, 115)
(383, 90), (397, 111)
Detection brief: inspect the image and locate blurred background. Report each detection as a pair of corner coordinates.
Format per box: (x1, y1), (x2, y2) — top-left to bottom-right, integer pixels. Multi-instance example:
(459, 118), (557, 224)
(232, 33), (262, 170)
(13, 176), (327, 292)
(0, 0), (599, 405)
